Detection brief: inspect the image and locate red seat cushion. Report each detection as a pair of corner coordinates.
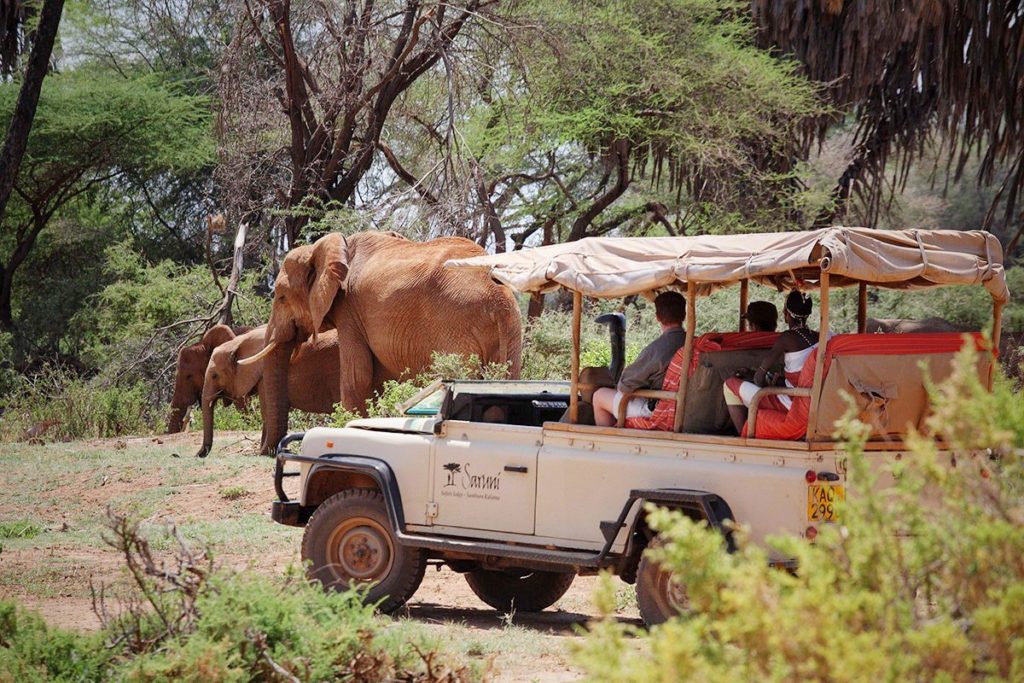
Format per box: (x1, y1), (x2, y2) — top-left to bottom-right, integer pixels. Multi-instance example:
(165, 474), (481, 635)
(749, 332), (987, 440)
(690, 331), (780, 375)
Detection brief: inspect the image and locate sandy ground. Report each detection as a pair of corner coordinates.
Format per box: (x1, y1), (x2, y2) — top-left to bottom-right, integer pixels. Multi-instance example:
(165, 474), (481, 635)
(0, 430), (641, 681)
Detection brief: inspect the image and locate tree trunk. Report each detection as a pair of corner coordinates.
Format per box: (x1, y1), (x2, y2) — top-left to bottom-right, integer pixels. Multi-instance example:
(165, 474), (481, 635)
(0, 0), (64, 225)
(0, 267), (13, 330)
(567, 139), (630, 242)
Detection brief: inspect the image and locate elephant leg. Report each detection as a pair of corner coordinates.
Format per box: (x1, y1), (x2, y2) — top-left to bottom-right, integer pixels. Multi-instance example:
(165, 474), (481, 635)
(336, 326), (375, 416)
(260, 342), (294, 455)
(257, 378), (282, 455)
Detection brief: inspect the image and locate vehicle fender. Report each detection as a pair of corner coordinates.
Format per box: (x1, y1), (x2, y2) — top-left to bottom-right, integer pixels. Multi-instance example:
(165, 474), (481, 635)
(621, 488), (736, 562)
(285, 453), (407, 532)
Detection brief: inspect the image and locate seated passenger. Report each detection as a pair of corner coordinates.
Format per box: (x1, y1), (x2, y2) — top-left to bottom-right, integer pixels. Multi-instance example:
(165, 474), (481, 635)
(723, 291), (819, 434)
(592, 291), (686, 427)
(743, 300), (778, 332)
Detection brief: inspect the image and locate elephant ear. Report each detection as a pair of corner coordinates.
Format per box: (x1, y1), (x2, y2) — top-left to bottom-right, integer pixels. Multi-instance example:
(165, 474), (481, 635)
(308, 235), (349, 336)
(201, 324), (236, 352)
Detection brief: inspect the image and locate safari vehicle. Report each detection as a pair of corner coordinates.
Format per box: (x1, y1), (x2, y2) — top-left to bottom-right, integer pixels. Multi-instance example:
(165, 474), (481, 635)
(270, 228), (1008, 626)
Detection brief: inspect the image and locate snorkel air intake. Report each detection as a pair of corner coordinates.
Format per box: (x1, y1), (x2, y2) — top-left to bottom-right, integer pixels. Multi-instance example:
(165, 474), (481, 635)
(595, 312), (627, 382)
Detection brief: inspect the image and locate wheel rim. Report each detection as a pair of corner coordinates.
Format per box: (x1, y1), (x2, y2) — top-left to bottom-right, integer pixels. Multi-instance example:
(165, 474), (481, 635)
(325, 516), (394, 583)
(655, 565), (688, 614)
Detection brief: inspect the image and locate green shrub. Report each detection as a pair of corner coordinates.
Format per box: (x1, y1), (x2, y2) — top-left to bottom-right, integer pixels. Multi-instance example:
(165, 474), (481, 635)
(218, 486), (249, 501)
(0, 520), (42, 539)
(0, 332), (20, 402)
(0, 514), (476, 681)
(0, 365), (153, 442)
(575, 345), (1024, 681)
(0, 601), (111, 682)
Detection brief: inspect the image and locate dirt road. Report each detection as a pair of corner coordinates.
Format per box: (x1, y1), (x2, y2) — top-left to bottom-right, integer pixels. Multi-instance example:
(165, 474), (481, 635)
(0, 431), (641, 681)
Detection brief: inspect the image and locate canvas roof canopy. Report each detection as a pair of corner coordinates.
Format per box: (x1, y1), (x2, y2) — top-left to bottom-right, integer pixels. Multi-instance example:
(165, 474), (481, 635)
(446, 227), (1009, 304)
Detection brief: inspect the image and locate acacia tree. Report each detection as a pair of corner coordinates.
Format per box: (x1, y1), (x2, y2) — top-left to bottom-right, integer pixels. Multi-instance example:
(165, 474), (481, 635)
(218, 0), (502, 246)
(0, 69), (213, 331)
(753, 0), (1024, 245)
(0, 0), (64, 226)
(379, 0), (821, 257)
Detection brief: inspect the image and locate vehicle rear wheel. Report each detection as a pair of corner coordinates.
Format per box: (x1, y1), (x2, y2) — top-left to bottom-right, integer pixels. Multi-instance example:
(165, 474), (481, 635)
(635, 538), (689, 627)
(302, 489), (425, 613)
(464, 569), (575, 612)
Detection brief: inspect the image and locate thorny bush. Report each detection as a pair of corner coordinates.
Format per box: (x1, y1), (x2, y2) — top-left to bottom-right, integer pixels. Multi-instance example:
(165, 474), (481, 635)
(575, 342), (1024, 682)
(0, 510), (478, 682)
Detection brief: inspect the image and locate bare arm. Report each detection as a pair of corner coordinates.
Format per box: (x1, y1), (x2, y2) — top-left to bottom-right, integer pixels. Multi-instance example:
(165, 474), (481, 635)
(753, 335), (791, 386)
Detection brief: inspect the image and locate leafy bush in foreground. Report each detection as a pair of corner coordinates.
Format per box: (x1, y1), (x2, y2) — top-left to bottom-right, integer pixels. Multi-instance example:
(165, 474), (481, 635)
(576, 344), (1024, 681)
(0, 513), (475, 682)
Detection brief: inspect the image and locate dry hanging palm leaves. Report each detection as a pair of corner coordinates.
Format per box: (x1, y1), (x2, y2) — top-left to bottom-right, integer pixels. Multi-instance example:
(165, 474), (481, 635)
(753, 0), (1024, 234)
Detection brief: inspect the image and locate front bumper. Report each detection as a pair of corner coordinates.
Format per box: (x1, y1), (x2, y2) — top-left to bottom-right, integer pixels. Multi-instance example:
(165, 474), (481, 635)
(271, 500), (306, 527)
(271, 432), (307, 527)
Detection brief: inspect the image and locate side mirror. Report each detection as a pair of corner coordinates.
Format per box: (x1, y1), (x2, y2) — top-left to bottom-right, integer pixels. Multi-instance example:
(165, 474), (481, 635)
(595, 312), (627, 382)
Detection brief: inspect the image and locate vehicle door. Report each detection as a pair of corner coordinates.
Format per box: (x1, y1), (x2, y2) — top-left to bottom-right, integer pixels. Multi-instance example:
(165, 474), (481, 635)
(430, 421), (540, 535)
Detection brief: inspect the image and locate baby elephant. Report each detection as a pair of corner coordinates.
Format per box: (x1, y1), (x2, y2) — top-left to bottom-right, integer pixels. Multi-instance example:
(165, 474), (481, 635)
(167, 324), (253, 432)
(196, 325), (340, 458)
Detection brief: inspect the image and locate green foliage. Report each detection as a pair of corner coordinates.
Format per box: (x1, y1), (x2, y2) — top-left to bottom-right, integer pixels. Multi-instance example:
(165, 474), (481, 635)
(0, 602), (112, 682)
(0, 520), (42, 540)
(205, 397), (263, 433)
(0, 572), (473, 681)
(218, 486), (249, 501)
(0, 68), (214, 177)
(575, 345), (1024, 681)
(521, 305), (662, 380)
(0, 365), (151, 441)
(515, 0), (824, 231)
(1004, 265), (1024, 333)
(0, 333), (19, 399)
(74, 243), (269, 371)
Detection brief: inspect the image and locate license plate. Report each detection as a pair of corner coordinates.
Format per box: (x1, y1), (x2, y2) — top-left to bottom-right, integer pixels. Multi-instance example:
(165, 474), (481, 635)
(807, 484), (845, 522)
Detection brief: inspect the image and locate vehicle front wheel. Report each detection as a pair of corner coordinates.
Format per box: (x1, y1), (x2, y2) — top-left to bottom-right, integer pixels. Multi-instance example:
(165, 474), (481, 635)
(464, 569), (575, 612)
(635, 538), (689, 627)
(302, 489), (425, 614)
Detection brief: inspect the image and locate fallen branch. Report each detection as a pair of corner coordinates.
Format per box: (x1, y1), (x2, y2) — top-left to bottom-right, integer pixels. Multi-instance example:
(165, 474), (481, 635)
(216, 221), (249, 326)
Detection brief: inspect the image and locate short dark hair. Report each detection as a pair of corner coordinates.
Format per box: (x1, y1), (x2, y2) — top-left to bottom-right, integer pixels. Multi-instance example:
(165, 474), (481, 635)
(744, 301), (778, 332)
(654, 291), (686, 325)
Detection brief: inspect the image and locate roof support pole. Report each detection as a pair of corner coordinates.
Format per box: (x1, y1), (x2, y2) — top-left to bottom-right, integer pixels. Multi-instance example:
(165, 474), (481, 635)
(990, 299), (1003, 390)
(857, 281), (868, 333)
(739, 279), (749, 331)
(673, 281), (697, 433)
(569, 290), (583, 423)
(806, 271), (830, 438)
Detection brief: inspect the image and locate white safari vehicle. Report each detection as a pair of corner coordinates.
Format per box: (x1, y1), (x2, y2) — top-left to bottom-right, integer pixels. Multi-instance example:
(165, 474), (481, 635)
(271, 228), (1008, 625)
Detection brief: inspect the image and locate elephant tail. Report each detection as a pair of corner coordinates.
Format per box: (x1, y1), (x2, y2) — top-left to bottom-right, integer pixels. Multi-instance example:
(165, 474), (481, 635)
(492, 304), (523, 380)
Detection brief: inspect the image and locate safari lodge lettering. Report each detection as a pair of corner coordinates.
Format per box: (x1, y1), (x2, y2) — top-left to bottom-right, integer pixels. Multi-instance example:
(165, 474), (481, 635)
(443, 462), (501, 492)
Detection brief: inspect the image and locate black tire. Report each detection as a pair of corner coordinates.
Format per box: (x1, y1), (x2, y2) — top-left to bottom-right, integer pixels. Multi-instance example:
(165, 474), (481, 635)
(301, 488), (425, 614)
(636, 538), (689, 627)
(464, 569), (575, 612)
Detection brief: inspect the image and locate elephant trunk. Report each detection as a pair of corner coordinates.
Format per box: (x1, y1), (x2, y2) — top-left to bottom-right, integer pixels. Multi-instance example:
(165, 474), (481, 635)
(260, 341), (293, 456)
(167, 405), (187, 433)
(196, 383), (218, 458)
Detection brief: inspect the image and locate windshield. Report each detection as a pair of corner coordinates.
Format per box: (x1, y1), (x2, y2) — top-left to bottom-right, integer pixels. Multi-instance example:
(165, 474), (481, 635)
(398, 380), (572, 417)
(398, 379), (446, 415)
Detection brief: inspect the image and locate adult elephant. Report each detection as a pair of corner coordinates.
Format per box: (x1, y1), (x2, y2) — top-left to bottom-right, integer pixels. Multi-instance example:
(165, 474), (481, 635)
(241, 232), (522, 453)
(196, 326), (341, 458)
(167, 324), (253, 432)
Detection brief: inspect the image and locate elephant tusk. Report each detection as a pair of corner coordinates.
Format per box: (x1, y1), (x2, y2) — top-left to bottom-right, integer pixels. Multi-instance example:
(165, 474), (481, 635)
(237, 341), (278, 366)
